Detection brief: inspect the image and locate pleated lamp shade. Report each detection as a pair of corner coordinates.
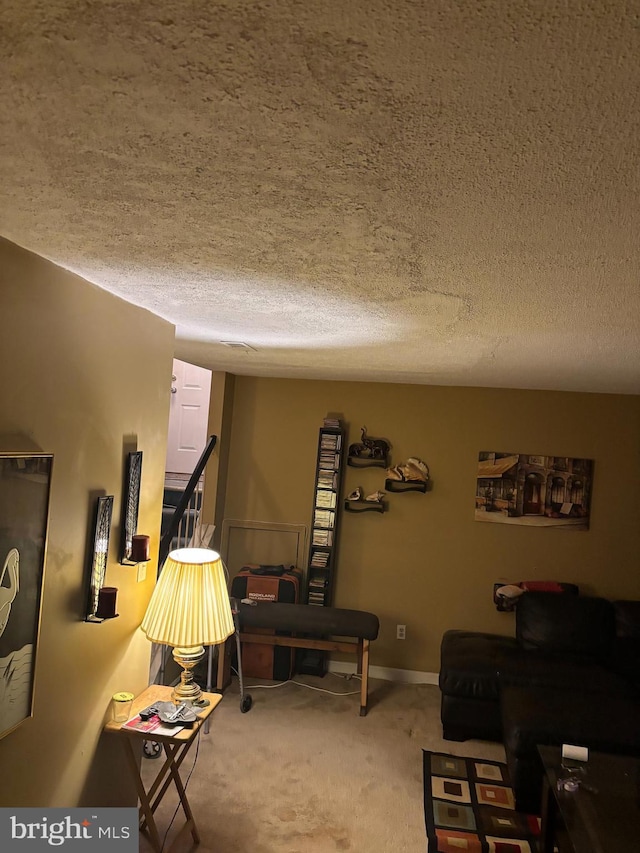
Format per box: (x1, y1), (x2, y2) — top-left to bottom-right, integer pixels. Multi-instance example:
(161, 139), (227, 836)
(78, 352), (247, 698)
(141, 548), (234, 647)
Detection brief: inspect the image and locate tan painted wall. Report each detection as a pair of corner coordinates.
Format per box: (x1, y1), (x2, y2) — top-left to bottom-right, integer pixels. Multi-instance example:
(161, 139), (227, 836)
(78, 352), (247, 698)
(201, 372), (236, 553)
(0, 239), (175, 807)
(222, 377), (640, 673)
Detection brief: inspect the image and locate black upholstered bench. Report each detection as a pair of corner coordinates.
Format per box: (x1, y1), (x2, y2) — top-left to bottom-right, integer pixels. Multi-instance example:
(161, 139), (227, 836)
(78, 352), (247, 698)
(216, 602), (379, 715)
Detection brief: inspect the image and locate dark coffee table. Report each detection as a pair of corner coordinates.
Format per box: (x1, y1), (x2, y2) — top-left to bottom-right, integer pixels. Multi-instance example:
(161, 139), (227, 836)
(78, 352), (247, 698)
(538, 745), (640, 852)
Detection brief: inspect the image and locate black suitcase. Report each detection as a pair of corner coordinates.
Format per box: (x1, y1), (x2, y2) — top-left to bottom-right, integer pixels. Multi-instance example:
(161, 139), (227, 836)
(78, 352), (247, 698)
(231, 565), (301, 680)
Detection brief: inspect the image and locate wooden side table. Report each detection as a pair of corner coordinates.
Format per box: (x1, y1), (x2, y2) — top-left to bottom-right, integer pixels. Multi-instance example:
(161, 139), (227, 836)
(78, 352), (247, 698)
(105, 684), (222, 853)
(538, 745), (640, 853)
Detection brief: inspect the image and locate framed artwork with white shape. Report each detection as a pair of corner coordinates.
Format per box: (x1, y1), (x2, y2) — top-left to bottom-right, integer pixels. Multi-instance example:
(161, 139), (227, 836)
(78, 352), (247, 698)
(0, 452), (53, 739)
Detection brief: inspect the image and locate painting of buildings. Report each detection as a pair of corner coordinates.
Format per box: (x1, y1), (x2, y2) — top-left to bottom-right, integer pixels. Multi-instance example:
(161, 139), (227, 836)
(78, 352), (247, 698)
(475, 452), (594, 529)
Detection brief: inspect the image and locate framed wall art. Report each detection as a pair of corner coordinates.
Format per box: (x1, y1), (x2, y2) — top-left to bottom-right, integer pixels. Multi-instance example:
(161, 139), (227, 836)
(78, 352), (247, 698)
(475, 451), (594, 530)
(0, 452), (53, 739)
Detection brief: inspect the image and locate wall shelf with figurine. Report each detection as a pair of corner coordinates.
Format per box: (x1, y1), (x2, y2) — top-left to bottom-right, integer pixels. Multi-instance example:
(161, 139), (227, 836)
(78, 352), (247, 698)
(344, 424), (431, 519)
(347, 455), (389, 468)
(346, 426), (390, 468)
(385, 458), (430, 494)
(385, 479), (428, 494)
(344, 499), (387, 513)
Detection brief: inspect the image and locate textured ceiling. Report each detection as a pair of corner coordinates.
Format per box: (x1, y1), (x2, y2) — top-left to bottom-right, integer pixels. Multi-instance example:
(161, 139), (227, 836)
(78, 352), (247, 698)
(2, 1), (639, 393)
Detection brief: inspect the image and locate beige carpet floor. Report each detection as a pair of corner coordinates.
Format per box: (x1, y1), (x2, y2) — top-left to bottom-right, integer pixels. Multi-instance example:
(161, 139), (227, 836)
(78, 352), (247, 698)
(140, 675), (505, 853)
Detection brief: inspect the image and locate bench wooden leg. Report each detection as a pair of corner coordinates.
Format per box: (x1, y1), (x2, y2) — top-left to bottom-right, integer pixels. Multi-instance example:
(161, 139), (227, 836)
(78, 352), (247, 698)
(359, 639), (370, 716)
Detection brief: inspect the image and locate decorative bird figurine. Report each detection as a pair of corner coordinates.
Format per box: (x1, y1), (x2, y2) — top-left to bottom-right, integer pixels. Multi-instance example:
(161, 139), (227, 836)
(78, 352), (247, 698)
(386, 458), (430, 482)
(403, 458), (429, 482)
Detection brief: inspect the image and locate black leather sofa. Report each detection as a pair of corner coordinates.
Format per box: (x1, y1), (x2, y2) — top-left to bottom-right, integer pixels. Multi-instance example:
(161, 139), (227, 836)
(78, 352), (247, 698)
(439, 592), (640, 812)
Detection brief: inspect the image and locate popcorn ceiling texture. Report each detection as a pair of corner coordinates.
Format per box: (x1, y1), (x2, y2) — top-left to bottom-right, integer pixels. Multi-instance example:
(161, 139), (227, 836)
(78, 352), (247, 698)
(1, 0), (639, 393)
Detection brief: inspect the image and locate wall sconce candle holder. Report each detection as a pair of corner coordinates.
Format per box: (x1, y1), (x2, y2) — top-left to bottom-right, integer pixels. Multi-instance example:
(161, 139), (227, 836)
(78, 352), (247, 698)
(129, 533), (150, 563)
(120, 451), (150, 564)
(86, 495), (116, 622)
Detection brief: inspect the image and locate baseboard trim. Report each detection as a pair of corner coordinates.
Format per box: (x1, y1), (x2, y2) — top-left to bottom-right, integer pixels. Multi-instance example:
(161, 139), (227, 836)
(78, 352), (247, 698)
(328, 660), (439, 685)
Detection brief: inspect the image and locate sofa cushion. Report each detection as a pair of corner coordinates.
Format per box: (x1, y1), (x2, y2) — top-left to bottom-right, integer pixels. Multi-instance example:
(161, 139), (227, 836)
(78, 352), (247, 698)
(499, 647), (631, 696)
(501, 685), (640, 759)
(609, 600), (640, 690)
(613, 600), (640, 639)
(516, 592), (614, 660)
(439, 629), (519, 700)
(440, 694), (503, 742)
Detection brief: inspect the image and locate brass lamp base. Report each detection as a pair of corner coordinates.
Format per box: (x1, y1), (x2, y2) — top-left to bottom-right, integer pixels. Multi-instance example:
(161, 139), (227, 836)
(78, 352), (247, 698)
(171, 645), (209, 706)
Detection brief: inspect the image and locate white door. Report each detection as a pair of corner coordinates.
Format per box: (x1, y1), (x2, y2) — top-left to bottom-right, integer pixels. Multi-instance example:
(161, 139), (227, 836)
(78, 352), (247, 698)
(165, 359), (212, 475)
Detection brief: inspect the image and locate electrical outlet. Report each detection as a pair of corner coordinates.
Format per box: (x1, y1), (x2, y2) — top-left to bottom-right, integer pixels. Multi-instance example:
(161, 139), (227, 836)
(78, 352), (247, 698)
(396, 624), (406, 640)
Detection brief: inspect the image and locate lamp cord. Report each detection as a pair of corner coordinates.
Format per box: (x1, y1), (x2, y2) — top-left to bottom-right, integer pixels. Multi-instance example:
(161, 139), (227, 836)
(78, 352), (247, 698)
(232, 667), (362, 696)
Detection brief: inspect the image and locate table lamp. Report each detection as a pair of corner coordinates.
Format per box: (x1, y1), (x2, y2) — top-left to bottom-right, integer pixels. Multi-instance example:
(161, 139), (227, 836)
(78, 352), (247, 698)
(140, 547), (234, 706)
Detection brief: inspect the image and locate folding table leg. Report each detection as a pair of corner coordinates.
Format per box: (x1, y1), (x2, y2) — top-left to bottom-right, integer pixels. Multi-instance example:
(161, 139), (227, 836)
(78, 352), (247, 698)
(135, 740), (200, 851)
(122, 738), (163, 853)
(164, 743), (200, 845)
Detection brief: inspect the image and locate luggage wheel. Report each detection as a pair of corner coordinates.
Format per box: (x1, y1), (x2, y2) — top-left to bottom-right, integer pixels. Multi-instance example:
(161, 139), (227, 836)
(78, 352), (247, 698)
(142, 739), (162, 759)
